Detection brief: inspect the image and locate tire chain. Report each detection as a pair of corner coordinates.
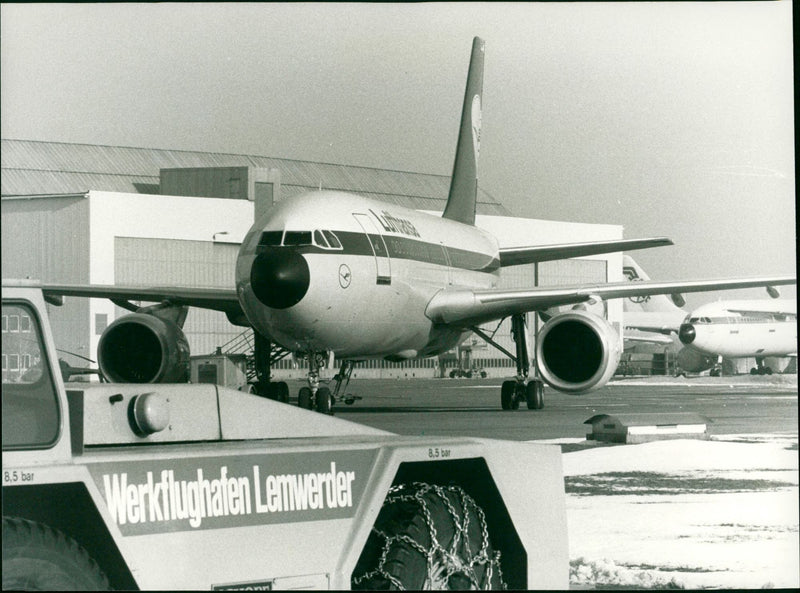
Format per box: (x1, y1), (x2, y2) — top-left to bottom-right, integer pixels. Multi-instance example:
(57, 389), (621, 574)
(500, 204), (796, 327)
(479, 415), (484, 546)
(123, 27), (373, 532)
(352, 482), (506, 590)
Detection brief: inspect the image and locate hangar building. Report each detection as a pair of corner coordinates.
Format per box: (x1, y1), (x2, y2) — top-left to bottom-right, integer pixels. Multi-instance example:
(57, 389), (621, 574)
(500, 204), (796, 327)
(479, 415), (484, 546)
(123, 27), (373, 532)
(2, 139), (624, 378)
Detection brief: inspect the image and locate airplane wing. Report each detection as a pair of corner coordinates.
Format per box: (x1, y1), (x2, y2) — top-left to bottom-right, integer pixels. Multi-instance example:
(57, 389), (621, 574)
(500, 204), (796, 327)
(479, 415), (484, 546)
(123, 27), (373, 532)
(425, 276), (797, 326)
(498, 237), (673, 267)
(40, 283), (247, 324)
(726, 306), (797, 316)
(623, 331), (675, 345)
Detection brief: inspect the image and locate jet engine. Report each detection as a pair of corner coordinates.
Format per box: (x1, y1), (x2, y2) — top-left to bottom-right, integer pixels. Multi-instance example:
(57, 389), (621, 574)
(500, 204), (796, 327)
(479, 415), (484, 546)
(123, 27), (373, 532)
(98, 313), (190, 383)
(675, 347), (714, 374)
(535, 310), (621, 394)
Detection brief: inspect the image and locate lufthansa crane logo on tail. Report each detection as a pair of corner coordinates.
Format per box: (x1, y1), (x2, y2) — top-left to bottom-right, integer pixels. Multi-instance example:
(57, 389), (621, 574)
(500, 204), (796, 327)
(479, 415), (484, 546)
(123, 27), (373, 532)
(471, 94), (481, 165)
(622, 266), (650, 303)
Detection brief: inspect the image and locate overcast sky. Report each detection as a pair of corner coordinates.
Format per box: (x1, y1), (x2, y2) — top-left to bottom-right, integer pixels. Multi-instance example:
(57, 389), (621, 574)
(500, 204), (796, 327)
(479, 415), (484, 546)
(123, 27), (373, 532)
(1, 2), (795, 307)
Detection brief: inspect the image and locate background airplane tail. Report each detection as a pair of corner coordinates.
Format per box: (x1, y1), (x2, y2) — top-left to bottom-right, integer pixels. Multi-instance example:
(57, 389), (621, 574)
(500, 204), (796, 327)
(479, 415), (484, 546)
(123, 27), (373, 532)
(622, 255), (686, 312)
(442, 36), (485, 226)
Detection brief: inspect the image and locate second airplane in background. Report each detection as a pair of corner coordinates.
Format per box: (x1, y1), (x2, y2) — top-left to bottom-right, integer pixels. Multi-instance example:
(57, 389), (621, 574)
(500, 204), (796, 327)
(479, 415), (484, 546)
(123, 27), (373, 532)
(622, 256), (797, 376)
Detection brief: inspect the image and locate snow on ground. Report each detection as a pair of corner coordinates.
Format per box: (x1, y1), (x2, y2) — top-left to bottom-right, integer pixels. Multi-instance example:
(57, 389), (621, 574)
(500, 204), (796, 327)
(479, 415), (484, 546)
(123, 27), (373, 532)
(553, 435), (799, 589)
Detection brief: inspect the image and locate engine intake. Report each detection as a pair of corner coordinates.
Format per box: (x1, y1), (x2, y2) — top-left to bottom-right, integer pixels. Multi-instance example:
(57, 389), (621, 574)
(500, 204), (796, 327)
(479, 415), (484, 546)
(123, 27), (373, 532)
(98, 313), (190, 383)
(535, 310), (621, 394)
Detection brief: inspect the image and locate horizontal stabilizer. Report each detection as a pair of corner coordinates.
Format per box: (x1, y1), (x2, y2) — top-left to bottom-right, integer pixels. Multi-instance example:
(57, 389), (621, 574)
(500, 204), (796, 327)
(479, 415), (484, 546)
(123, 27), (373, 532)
(499, 237), (672, 267)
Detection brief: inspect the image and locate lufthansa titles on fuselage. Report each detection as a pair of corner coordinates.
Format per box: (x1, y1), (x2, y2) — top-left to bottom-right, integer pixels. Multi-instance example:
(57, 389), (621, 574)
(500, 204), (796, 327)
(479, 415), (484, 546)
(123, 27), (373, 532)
(369, 209), (420, 238)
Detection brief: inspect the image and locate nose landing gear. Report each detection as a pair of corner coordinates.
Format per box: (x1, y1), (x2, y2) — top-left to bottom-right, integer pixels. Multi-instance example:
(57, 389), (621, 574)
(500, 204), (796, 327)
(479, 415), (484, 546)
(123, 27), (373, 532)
(296, 351), (333, 414)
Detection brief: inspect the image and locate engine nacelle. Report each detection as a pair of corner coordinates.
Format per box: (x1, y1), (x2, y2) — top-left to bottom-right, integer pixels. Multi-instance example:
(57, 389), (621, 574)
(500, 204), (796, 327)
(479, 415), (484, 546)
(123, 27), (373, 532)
(676, 346), (714, 374)
(98, 313), (190, 383)
(535, 310), (621, 394)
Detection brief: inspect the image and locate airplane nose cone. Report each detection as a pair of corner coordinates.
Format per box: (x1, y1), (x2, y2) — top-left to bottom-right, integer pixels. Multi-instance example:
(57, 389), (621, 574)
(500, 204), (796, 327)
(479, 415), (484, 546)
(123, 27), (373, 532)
(250, 250), (310, 309)
(678, 323), (696, 345)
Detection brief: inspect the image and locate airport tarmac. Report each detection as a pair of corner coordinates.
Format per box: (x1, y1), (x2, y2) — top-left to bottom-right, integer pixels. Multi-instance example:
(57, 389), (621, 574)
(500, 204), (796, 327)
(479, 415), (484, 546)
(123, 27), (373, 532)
(313, 374), (798, 588)
(315, 374), (799, 441)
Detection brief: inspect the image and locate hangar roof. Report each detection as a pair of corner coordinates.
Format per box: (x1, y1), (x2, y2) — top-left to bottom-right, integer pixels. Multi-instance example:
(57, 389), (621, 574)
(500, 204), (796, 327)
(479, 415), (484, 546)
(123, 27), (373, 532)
(1, 139), (512, 215)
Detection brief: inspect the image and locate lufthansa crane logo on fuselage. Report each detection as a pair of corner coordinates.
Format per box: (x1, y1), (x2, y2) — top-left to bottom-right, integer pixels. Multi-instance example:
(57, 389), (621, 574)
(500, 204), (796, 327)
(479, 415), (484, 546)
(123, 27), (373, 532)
(339, 264), (352, 289)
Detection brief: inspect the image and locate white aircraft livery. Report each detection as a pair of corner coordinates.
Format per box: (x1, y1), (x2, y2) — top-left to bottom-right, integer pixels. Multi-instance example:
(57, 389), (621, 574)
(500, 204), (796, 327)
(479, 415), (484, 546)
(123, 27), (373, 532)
(678, 300), (797, 375)
(622, 256), (797, 375)
(39, 38), (796, 412)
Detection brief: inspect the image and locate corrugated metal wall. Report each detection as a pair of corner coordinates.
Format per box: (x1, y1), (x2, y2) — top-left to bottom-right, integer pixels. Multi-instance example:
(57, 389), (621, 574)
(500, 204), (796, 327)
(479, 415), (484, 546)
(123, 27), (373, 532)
(113, 237), (241, 355)
(2, 140), (511, 216)
(1, 195), (92, 363)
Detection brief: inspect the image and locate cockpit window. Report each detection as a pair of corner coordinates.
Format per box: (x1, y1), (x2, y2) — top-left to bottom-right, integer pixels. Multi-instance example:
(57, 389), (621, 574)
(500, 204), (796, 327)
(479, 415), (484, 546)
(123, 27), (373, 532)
(258, 231), (283, 247)
(313, 230), (329, 248)
(322, 230), (342, 249)
(283, 231), (313, 246)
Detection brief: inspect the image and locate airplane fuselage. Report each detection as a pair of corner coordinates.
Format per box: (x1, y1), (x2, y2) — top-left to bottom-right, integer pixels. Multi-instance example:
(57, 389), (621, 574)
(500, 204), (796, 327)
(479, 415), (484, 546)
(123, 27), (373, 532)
(235, 191), (500, 360)
(678, 300), (797, 359)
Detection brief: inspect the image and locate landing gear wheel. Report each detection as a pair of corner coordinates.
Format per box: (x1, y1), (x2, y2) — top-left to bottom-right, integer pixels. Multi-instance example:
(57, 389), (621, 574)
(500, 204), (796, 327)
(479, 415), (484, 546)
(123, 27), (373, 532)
(298, 387), (312, 410)
(511, 383), (523, 410)
(316, 386), (332, 414)
(275, 381), (289, 403)
(500, 380), (515, 410)
(351, 482), (505, 590)
(526, 380), (544, 410)
(2, 517), (110, 590)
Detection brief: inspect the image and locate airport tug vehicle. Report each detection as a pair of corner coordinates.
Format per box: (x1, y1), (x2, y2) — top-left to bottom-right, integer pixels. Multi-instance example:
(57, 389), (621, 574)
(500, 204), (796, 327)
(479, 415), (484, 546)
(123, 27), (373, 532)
(2, 280), (568, 590)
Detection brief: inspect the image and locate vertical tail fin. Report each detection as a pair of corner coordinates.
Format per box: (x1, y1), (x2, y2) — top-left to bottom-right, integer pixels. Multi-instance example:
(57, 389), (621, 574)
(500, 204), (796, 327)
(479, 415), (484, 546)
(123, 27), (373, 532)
(622, 255), (686, 312)
(442, 37), (485, 226)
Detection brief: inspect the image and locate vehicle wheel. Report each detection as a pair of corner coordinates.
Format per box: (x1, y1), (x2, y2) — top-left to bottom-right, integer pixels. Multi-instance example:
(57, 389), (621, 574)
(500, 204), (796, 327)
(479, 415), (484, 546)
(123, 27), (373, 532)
(465, 370), (473, 379)
(449, 370), (456, 378)
(480, 371), (487, 378)
(2, 517), (110, 590)
(276, 381), (289, 403)
(351, 482), (505, 590)
(750, 368), (758, 375)
(511, 383), (524, 410)
(316, 386), (332, 414)
(526, 380), (544, 410)
(500, 380), (515, 410)
(765, 367), (773, 375)
(298, 387), (312, 409)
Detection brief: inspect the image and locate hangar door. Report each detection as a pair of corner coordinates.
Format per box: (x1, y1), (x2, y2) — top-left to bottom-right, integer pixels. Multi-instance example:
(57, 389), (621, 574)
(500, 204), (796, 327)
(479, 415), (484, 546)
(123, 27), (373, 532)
(114, 238), (241, 355)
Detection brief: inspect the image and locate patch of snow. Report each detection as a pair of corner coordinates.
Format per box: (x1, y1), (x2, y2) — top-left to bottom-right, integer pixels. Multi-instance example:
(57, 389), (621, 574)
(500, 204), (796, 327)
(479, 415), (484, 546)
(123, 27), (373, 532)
(562, 436), (799, 589)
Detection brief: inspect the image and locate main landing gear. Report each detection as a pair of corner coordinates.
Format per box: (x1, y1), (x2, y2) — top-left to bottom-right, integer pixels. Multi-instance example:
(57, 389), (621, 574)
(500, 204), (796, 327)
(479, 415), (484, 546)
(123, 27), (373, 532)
(750, 357), (774, 375)
(500, 314), (544, 411)
(251, 331), (290, 403)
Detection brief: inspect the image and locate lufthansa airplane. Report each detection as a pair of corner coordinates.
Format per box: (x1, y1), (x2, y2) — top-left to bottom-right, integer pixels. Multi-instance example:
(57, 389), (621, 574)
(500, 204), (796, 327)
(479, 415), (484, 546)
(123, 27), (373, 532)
(622, 256), (796, 375)
(40, 38), (796, 412)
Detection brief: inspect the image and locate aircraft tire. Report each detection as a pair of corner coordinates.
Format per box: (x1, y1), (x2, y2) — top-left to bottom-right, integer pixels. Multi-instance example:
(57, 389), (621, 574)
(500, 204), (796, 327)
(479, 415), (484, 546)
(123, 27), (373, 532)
(316, 386), (332, 414)
(276, 381), (289, 403)
(500, 381), (515, 410)
(298, 387), (312, 409)
(525, 380), (544, 410)
(2, 517), (110, 590)
(351, 483), (504, 590)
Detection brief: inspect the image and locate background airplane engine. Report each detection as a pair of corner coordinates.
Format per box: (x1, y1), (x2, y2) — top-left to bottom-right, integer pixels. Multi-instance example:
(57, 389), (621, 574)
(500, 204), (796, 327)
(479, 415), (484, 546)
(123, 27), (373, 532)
(98, 313), (190, 383)
(535, 310), (621, 393)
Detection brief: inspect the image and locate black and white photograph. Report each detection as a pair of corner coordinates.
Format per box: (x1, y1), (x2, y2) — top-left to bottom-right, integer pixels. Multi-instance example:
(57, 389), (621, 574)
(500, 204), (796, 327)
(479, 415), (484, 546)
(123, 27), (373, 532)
(2, 2), (796, 589)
